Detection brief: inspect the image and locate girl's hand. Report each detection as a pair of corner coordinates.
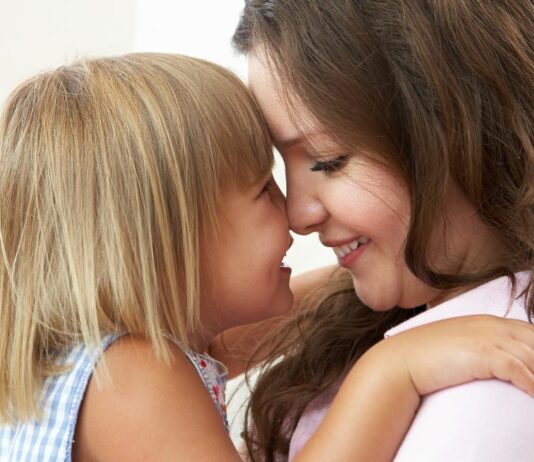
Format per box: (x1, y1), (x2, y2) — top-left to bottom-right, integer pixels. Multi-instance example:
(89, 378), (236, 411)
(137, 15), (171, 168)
(377, 315), (534, 397)
(294, 315), (534, 462)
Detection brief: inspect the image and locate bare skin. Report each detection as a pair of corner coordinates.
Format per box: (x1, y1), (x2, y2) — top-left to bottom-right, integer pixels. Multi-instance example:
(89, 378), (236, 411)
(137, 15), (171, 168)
(209, 266), (336, 378)
(72, 315), (534, 462)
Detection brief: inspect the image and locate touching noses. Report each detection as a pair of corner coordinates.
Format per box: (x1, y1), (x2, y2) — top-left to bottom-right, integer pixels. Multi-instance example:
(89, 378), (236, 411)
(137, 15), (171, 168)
(285, 172), (328, 235)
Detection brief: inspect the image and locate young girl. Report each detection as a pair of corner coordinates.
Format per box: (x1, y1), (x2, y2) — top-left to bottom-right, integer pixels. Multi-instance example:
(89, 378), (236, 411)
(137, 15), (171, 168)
(0, 53), (532, 462)
(231, 0), (534, 460)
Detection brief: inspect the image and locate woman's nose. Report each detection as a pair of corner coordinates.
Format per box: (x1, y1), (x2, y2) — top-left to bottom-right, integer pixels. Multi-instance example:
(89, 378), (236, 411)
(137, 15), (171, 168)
(286, 177), (328, 235)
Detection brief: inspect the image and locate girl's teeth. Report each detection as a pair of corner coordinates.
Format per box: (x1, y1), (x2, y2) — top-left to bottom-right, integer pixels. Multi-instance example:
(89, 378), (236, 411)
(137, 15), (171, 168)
(348, 241), (359, 251)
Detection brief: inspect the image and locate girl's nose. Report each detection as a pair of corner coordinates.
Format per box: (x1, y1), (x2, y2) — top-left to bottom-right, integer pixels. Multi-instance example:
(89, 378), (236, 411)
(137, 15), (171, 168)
(270, 179), (288, 215)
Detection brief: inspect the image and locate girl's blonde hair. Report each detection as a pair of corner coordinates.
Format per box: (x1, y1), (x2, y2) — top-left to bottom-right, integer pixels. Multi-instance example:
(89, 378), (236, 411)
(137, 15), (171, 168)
(0, 53), (273, 422)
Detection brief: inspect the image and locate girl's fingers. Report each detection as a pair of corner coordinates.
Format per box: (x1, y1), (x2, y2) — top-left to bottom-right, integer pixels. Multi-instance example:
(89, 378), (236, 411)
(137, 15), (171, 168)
(484, 342), (534, 398)
(482, 316), (534, 344)
(506, 321), (534, 348)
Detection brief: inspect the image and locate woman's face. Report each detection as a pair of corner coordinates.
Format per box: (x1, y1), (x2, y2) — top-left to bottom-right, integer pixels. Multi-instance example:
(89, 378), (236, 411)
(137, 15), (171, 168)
(248, 52), (494, 310)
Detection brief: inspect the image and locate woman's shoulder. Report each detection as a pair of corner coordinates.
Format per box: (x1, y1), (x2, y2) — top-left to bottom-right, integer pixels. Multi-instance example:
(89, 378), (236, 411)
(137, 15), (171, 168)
(395, 377), (534, 461)
(72, 335), (236, 462)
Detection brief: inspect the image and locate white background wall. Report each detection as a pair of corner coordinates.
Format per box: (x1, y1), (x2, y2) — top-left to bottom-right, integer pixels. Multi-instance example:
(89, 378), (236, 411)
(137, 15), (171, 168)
(0, 0), (336, 446)
(0, 0), (137, 108)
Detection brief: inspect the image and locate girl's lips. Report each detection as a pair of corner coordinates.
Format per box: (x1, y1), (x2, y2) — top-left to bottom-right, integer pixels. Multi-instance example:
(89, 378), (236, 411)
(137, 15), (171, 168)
(336, 240), (371, 268)
(280, 265), (292, 275)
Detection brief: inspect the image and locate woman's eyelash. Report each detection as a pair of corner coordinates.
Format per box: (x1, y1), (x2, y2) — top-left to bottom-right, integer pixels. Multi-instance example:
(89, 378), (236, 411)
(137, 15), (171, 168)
(310, 155), (348, 173)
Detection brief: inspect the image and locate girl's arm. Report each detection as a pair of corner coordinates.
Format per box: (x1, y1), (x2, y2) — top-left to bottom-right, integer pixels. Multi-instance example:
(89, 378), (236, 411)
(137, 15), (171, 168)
(73, 335), (244, 462)
(293, 315), (534, 461)
(209, 266), (336, 378)
(75, 317), (534, 461)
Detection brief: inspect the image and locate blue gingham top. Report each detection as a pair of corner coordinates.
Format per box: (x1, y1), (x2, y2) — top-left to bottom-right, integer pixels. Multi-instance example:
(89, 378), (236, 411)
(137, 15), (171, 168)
(0, 335), (228, 461)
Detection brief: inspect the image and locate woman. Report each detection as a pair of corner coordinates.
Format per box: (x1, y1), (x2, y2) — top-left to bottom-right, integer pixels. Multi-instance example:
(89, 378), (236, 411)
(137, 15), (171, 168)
(231, 1), (534, 460)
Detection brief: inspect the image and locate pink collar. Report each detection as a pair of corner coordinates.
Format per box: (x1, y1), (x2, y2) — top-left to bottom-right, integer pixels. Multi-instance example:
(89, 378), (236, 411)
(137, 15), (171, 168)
(385, 271), (532, 338)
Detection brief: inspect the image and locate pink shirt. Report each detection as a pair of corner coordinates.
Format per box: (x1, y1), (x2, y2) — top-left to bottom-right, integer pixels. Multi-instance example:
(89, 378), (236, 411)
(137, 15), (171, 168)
(289, 272), (534, 461)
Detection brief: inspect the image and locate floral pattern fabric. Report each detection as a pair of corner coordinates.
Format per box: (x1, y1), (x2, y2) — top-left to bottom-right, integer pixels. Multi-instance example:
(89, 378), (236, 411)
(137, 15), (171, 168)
(183, 349), (229, 429)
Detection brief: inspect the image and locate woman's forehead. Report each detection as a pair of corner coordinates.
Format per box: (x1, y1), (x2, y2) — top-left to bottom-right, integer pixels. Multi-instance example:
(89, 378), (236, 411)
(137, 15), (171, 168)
(248, 53), (322, 149)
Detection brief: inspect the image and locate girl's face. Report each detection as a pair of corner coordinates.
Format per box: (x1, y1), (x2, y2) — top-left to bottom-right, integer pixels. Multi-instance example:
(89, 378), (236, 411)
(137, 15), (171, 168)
(248, 52), (495, 311)
(200, 174), (293, 336)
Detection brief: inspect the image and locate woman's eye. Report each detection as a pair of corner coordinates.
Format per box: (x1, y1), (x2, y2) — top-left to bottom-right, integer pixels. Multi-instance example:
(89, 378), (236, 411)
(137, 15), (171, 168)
(310, 155), (348, 174)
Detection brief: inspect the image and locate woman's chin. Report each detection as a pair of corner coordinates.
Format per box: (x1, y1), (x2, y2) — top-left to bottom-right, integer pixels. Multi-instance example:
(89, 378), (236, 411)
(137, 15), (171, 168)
(356, 291), (397, 312)
(367, 302), (398, 312)
(352, 279), (397, 312)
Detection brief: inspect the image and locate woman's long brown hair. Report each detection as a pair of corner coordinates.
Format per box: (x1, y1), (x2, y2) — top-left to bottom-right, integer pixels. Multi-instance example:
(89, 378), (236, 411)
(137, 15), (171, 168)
(234, 1), (534, 460)
(243, 270), (423, 460)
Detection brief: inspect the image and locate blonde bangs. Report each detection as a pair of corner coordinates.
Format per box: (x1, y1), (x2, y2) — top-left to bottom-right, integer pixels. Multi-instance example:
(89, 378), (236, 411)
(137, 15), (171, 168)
(138, 53), (275, 225)
(195, 59), (274, 190)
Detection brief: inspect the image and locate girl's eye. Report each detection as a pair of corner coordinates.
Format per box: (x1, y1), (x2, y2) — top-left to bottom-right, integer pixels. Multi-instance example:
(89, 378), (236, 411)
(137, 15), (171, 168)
(262, 179), (273, 193)
(259, 178), (276, 199)
(310, 155), (348, 174)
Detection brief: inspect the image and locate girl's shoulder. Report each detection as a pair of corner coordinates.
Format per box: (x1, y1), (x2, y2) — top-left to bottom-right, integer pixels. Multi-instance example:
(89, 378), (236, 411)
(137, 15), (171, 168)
(0, 334), (119, 462)
(72, 335), (235, 462)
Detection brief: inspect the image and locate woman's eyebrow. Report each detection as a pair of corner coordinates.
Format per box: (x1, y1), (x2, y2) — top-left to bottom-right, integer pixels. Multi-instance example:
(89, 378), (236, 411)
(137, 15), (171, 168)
(276, 131), (325, 150)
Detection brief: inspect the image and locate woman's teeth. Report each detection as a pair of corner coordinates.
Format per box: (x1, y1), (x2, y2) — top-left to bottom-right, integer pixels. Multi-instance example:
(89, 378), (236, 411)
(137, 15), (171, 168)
(333, 237), (369, 258)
